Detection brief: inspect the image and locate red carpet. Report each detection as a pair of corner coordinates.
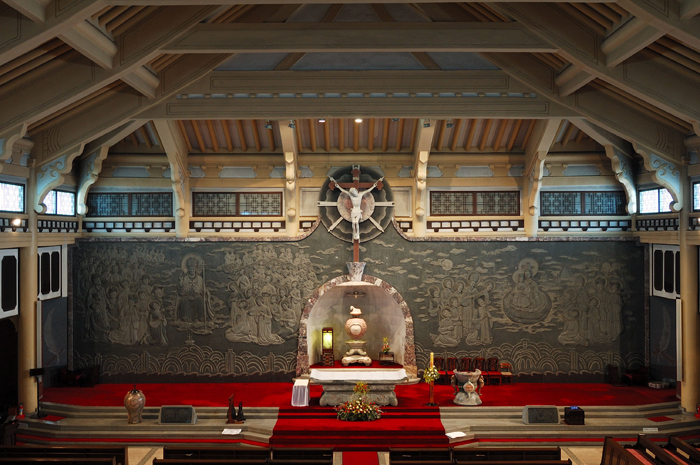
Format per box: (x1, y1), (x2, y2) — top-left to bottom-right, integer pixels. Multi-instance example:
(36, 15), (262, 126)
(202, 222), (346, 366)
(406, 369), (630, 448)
(647, 416), (674, 422)
(343, 451), (379, 465)
(42, 382), (677, 408)
(270, 405), (447, 448)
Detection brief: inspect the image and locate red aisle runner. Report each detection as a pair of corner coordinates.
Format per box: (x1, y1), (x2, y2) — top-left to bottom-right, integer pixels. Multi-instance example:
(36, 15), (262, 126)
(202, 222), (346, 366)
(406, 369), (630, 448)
(343, 451), (379, 465)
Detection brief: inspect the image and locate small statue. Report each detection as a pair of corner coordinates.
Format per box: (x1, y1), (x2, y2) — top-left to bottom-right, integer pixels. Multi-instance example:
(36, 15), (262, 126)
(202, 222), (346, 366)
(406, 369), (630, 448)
(226, 393), (236, 424)
(236, 401), (245, 422)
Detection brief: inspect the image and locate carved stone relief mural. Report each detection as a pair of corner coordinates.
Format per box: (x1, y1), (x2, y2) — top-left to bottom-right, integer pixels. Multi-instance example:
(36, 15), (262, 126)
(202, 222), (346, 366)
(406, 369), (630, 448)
(72, 225), (645, 382)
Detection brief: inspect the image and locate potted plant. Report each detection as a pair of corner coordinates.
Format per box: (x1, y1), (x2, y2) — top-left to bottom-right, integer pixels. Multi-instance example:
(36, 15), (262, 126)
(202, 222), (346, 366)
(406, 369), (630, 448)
(336, 381), (383, 421)
(379, 336), (394, 365)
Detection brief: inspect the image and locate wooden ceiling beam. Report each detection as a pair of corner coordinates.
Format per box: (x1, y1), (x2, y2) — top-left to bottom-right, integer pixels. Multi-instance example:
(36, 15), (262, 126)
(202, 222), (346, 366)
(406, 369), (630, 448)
(396, 118), (405, 151)
(222, 120), (234, 151)
(308, 119), (317, 152)
(205, 119), (219, 152)
(338, 119), (345, 152)
(164, 22), (558, 54)
(353, 120), (360, 152)
(464, 119), (477, 150)
(506, 119), (523, 151)
(177, 120), (193, 152)
(449, 118), (463, 151)
(236, 120), (248, 152)
(492, 119), (507, 151)
(191, 120), (207, 153)
(138, 125), (153, 149)
(478, 119), (492, 151)
(368, 118), (375, 152)
(381, 118), (390, 152)
(435, 119), (446, 151)
(251, 120), (262, 152)
(266, 123), (276, 152)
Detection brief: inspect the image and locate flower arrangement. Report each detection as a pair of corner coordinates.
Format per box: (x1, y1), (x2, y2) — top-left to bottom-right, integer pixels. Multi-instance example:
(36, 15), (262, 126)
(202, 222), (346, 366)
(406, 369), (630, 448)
(336, 381), (383, 421)
(423, 365), (440, 383)
(382, 336), (391, 354)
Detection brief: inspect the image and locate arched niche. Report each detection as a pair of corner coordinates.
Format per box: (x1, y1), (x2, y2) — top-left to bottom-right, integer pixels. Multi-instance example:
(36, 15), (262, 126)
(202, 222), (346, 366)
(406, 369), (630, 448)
(296, 274), (417, 378)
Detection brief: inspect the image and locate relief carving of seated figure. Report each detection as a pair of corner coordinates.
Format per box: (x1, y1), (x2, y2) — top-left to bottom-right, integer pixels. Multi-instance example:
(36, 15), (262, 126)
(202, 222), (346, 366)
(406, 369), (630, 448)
(451, 369), (484, 406)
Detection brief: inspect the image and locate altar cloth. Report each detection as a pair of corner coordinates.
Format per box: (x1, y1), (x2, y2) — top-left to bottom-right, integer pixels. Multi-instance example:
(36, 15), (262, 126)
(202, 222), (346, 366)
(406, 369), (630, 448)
(309, 368), (408, 383)
(291, 378), (309, 407)
(309, 368), (408, 406)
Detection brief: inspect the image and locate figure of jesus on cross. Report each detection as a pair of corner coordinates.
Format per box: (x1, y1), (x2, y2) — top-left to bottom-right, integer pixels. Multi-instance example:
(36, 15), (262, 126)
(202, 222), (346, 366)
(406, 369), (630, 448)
(329, 176), (382, 242)
(319, 166), (393, 262)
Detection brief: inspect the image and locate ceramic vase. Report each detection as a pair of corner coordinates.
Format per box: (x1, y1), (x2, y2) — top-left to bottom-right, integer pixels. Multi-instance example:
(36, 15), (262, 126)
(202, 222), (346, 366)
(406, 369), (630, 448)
(124, 387), (145, 424)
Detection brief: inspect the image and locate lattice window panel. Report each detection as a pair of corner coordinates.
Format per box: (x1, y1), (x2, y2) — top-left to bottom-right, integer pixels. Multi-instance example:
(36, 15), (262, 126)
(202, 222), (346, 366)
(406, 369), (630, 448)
(193, 193), (237, 216)
(192, 192), (282, 217)
(131, 193), (172, 216)
(430, 191), (473, 216)
(583, 192), (626, 215)
(0, 182), (24, 213)
(86, 193), (129, 217)
(239, 193), (282, 216)
(541, 192), (582, 216)
(476, 192), (519, 215)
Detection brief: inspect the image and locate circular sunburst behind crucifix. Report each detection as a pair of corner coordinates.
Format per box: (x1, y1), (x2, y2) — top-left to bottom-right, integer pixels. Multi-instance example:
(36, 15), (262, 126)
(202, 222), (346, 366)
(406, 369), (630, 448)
(318, 165), (394, 244)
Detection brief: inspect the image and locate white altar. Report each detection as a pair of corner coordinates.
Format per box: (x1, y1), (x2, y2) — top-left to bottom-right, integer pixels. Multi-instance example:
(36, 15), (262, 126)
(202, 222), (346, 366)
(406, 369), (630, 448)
(309, 368), (408, 406)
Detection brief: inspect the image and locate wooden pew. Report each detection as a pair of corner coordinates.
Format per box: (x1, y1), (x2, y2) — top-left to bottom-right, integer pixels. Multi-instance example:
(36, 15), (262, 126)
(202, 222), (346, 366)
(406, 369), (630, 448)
(452, 460), (571, 465)
(154, 460), (267, 465)
(634, 435), (689, 465)
(0, 459), (115, 465)
(0, 446), (127, 465)
(452, 447), (561, 462)
(389, 448), (452, 462)
(270, 448), (333, 462)
(163, 447), (271, 461)
(666, 436), (700, 464)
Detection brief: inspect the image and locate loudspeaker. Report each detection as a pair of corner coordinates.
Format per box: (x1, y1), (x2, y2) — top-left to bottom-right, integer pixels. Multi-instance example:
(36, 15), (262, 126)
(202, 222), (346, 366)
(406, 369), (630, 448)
(522, 405), (559, 424)
(159, 405), (197, 424)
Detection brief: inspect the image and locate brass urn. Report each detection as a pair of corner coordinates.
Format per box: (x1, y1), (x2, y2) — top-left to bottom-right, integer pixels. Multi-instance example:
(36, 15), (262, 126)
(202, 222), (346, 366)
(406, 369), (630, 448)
(124, 385), (146, 424)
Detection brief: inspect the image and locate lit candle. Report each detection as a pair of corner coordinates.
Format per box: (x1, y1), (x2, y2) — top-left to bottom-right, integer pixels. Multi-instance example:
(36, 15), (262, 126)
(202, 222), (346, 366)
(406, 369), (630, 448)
(430, 352), (434, 369)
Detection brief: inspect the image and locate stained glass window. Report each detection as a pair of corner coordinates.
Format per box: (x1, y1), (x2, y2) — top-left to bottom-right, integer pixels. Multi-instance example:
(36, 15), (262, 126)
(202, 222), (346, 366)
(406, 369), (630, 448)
(0, 182), (24, 213)
(639, 188), (672, 214)
(659, 189), (673, 213)
(43, 190), (75, 216)
(694, 183), (700, 211)
(430, 191), (519, 216)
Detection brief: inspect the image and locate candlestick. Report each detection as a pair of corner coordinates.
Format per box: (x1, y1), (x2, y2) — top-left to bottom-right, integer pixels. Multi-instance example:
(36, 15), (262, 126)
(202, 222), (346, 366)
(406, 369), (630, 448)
(430, 352), (434, 369)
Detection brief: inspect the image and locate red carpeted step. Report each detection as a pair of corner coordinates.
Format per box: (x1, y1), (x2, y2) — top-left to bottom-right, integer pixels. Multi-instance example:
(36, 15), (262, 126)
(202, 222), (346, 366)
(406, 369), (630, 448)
(343, 451), (379, 465)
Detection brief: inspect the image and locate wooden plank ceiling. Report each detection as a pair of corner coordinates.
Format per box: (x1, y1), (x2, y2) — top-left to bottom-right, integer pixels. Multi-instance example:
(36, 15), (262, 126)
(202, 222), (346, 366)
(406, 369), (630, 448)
(119, 118), (595, 154)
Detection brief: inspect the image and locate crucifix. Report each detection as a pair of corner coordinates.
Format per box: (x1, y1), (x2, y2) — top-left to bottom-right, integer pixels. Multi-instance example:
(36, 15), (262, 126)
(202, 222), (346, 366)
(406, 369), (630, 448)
(318, 165), (393, 262)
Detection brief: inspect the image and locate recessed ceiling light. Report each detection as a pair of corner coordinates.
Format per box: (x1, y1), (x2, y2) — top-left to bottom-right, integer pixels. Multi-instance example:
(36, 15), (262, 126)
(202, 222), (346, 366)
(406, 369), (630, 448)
(355, 118), (363, 123)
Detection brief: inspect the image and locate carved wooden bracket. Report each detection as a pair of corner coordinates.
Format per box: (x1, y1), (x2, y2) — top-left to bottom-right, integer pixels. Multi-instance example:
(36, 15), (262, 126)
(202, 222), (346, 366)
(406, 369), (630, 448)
(35, 145), (84, 213)
(635, 142), (683, 212)
(76, 146), (109, 216)
(0, 124), (28, 172)
(604, 145), (637, 215)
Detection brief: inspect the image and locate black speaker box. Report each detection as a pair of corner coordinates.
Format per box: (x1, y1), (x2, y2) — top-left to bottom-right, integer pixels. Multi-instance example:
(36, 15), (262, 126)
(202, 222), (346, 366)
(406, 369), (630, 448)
(522, 405), (559, 424)
(159, 405), (197, 424)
